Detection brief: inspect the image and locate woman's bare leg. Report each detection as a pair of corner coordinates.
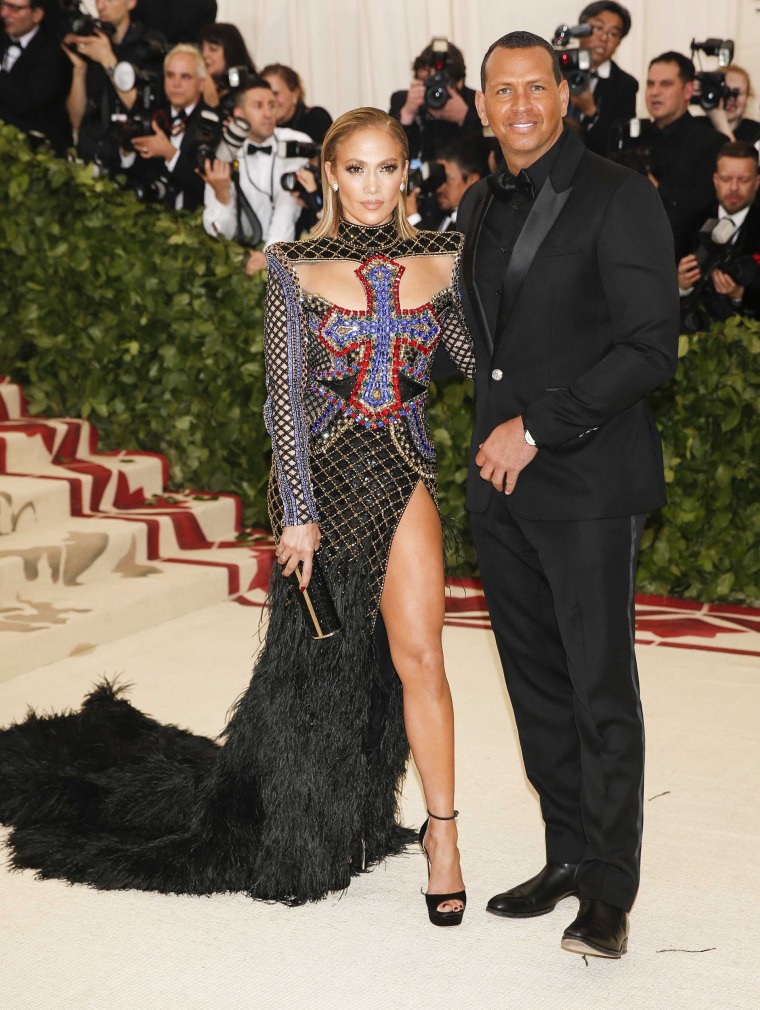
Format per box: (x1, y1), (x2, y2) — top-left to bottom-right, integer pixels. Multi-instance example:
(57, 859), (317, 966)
(380, 483), (464, 911)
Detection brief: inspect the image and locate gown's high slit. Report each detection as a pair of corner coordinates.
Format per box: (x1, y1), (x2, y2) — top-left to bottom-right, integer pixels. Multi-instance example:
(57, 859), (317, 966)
(0, 221), (475, 903)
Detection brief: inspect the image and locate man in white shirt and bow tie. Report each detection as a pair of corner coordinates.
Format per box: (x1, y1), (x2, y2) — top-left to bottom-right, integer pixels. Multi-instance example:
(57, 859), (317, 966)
(202, 76), (311, 272)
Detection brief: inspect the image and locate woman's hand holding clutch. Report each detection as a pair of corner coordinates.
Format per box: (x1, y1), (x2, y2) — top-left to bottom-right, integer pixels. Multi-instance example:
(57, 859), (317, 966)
(276, 523), (322, 589)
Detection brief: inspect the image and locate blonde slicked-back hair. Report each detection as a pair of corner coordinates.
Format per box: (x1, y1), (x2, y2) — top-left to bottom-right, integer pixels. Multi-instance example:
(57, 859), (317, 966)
(312, 107), (416, 240)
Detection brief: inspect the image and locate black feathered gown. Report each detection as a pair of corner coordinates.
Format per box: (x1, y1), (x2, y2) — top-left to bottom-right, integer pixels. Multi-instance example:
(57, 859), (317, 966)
(0, 221), (475, 902)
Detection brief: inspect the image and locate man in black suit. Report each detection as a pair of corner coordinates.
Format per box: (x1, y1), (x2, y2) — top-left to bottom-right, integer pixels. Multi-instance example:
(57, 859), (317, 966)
(678, 141), (760, 329)
(457, 31), (679, 958)
(645, 51), (729, 261)
(123, 44), (208, 210)
(0, 0), (72, 155)
(134, 0), (216, 45)
(567, 1), (637, 157)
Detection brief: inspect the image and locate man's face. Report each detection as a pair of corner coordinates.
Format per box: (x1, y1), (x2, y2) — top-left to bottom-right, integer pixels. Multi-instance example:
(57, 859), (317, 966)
(578, 8), (625, 70)
(435, 158), (477, 211)
(164, 54), (203, 110)
(724, 70), (749, 124)
(1, 0), (43, 40)
(95, 0), (136, 29)
(476, 46), (568, 170)
(714, 156), (760, 215)
(646, 61), (692, 128)
(235, 87), (277, 143)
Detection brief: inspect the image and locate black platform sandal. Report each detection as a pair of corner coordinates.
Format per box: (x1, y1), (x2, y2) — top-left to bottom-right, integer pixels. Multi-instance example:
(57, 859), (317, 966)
(419, 809), (467, 927)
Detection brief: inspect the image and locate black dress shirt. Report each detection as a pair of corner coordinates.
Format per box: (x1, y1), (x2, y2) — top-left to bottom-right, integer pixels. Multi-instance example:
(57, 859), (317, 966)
(476, 129), (568, 335)
(649, 111), (729, 261)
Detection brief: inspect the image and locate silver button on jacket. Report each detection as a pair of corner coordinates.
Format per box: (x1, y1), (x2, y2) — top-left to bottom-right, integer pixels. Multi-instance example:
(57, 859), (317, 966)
(491, 368), (503, 381)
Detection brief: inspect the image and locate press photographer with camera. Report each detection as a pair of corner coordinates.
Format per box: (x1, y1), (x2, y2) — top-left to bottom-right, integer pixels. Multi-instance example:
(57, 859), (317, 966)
(564, 2), (637, 156)
(0, 0), (72, 155)
(119, 43), (209, 210)
(201, 77), (311, 272)
(63, 0), (166, 172)
(406, 138), (487, 232)
(702, 65), (760, 147)
(677, 141), (760, 330)
(260, 63), (332, 146)
(198, 22), (255, 111)
(389, 39), (481, 164)
(645, 51), (729, 261)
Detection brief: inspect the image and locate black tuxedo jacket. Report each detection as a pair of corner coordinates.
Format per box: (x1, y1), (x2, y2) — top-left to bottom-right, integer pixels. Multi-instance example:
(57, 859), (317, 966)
(457, 129), (680, 520)
(0, 26), (72, 156)
(581, 61), (638, 156)
(127, 101), (209, 211)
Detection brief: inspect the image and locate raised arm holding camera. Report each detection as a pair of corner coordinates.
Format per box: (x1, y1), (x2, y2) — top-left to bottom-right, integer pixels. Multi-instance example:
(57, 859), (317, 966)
(702, 64), (760, 146)
(201, 77), (311, 271)
(63, 0), (166, 172)
(565, 2), (637, 156)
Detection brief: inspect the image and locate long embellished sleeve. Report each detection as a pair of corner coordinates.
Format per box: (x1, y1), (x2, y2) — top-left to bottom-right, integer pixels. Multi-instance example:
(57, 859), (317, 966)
(263, 246), (320, 526)
(439, 246), (476, 381)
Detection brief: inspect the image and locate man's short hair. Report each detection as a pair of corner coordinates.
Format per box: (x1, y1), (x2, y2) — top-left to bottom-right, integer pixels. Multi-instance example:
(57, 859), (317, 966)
(716, 140), (760, 171)
(578, 2), (632, 38)
(232, 76), (274, 105)
(649, 51), (695, 84)
(164, 44), (206, 79)
(437, 140), (488, 180)
(480, 31), (561, 92)
(413, 41), (466, 83)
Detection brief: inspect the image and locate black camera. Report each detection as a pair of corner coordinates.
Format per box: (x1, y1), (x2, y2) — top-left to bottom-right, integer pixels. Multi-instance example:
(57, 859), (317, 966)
(690, 38), (739, 112)
(681, 215), (759, 330)
(109, 63), (161, 147)
(194, 110), (251, 170)
(608, 118), (656, 175)
(407, 161), (446, 195)
(60, 1), (115, 40)
(276, 140), (320, 159)
(131, 177), (177, 206)
(552, 23), (593, 95)
(422, 37), (454, 111)
(281, 163), (323, 215)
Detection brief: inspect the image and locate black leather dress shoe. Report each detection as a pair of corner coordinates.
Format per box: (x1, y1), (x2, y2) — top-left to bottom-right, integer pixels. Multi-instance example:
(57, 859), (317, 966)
(561, 899), (629, 958)
(487, 863), (579, 918)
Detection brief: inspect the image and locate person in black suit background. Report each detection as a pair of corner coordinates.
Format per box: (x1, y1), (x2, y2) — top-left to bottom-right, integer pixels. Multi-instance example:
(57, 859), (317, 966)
(567, 1), (637, 157)
(645, 51), (729, 261)
(123, 44), (209, 211)
(134, 0), (216, 45)
(703, 65), (760, 147)
(0, 0), (72, 155)
(678, 141), (760, 329)
(457, 31), (679, 958)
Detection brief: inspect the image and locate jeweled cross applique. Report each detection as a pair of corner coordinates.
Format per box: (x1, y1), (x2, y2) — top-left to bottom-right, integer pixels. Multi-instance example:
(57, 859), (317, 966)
(315, 255), (441, 426)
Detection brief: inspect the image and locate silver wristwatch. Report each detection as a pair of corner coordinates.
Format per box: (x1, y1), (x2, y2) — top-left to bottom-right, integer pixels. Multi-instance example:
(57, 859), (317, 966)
(524, 428), (536, 447)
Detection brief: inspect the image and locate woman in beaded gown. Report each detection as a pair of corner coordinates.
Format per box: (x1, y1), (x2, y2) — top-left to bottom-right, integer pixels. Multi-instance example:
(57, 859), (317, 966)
(0, 109), (475, 917)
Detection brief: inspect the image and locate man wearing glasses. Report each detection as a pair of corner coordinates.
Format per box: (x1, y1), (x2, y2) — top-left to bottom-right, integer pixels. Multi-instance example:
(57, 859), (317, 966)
(0, 0), (72, 155)
(568, 1), (637, 157)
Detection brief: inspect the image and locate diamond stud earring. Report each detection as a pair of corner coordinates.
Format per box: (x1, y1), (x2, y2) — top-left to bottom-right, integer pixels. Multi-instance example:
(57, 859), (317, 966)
(331, 182), (339, 192)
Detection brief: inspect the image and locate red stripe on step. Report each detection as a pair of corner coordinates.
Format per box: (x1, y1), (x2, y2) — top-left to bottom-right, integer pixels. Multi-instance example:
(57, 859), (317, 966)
(162, 556), (241, 595)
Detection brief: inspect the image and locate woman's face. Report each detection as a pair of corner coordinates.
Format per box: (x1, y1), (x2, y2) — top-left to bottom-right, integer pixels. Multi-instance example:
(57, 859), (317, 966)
(725, 70), (749, 124)
(201, 41), (226, 78)
(263, 73), (300, 123)
(325, 128), (407, 227)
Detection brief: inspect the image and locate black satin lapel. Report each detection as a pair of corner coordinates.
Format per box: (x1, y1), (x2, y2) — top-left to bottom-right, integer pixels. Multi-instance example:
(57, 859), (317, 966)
(493, 180), (572, 344)
(462, 188), (495, 355)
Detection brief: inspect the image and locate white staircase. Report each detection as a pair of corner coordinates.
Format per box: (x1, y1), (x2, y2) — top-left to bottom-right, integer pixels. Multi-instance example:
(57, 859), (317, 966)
(0, 377), (274, 682)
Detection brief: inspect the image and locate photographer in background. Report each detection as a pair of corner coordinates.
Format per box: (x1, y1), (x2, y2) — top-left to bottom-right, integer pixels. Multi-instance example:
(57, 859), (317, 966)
(64, 0), (166, 172)
(202, 77), (310, 273)
(260, 63), (332, 146)
(198, 22), (255, 111)
(134, 0), (216, 45)
(645, 51), (729, 260)
(389, 40), (481, 164)
(567, 1), (637, 156)
(407, 139), (487, 232)
(122, 43), (208, 210)
(703, 65), (760, 147)
(677, 141), (760, 329)
(0, 0), (72, 155)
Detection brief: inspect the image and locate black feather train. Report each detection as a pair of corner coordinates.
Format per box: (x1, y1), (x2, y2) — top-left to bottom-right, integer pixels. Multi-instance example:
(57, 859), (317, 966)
(0, 561), (414, 902)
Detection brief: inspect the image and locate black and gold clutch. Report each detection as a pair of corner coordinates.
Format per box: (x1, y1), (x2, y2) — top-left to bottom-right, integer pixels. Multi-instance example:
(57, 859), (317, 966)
(288, 555), (342, 640)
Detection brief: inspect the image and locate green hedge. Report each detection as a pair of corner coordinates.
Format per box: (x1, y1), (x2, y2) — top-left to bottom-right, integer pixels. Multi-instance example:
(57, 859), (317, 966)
(1, 126), (757, 603)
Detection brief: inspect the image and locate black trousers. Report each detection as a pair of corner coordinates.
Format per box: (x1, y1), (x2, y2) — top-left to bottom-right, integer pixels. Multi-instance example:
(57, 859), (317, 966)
(471, 493), (646, 911)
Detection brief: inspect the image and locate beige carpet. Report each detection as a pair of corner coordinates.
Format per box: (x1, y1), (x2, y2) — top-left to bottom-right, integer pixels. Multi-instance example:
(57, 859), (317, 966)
(1, 601), (758, 1010)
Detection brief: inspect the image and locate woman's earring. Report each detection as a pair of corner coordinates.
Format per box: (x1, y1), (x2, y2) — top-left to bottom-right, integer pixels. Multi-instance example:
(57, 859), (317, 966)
(331, 182), (339, 192)
(400, 182), (406, 191)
